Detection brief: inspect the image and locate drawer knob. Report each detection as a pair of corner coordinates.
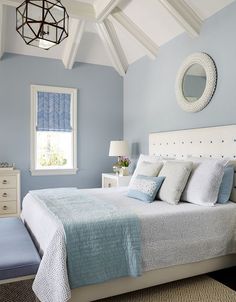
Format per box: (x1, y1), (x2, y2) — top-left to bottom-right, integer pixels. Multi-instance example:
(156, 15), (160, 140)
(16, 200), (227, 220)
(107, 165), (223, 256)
(108, 183), (111, 188)
(2, 205), (8, 210)
(2, 193), (7, 198)
(2, 180), (7, 185)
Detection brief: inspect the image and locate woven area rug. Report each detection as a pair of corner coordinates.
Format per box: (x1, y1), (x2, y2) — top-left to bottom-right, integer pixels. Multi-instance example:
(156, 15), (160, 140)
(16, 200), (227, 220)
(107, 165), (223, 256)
(0, 275), (236, 302)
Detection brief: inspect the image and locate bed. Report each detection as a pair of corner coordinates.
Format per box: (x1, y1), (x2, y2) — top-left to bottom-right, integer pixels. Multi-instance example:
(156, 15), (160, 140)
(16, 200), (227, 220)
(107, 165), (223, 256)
(21, 125), (236, 302)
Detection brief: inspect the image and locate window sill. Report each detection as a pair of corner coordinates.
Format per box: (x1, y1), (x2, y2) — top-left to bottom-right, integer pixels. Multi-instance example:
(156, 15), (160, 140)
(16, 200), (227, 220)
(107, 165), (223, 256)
(30, 168), (78, 176)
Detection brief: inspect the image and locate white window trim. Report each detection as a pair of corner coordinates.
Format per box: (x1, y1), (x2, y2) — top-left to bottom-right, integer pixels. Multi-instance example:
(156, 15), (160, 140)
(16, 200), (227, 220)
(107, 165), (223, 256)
(30, 85), (78, 176)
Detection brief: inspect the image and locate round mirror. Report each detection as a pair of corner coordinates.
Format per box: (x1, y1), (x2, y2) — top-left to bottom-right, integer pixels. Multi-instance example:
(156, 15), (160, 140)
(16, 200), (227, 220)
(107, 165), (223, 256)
(182, 64), (206, 102)
(175, 53), (217, 112)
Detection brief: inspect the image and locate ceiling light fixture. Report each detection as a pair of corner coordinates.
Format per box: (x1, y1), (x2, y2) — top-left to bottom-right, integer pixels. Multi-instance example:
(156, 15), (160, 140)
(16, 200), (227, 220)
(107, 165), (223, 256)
(16, 0), (69, 50)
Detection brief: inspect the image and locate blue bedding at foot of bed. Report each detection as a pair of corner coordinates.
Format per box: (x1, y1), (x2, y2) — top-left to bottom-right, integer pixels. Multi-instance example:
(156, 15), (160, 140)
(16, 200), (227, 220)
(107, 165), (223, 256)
(30, 188), (141, 288)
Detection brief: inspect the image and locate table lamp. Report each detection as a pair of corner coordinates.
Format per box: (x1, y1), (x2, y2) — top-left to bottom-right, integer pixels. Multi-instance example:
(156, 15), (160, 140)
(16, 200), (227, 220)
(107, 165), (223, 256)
(109, 140), (129, 175)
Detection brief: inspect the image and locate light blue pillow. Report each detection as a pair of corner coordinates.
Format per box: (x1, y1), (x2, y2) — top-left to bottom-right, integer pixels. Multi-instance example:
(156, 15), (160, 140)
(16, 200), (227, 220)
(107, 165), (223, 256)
(217, 166), (234, 204)
(127, 175), (165, 203)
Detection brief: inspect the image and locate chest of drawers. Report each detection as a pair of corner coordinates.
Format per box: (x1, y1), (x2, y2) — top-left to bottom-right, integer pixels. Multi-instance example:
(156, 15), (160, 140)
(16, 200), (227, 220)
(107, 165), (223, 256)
(0, 170), (20, 217)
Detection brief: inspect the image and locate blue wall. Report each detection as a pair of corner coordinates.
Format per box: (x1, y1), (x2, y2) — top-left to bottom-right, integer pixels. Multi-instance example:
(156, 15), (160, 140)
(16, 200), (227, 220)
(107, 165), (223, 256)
(0, 54), (123, 199)
(124, 2), (236, 162)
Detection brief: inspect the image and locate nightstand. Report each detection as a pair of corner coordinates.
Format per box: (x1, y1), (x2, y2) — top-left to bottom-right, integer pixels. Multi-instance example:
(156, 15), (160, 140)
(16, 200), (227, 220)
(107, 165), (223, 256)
(0, 170), (21, 217)
(102, 173), (132, 188)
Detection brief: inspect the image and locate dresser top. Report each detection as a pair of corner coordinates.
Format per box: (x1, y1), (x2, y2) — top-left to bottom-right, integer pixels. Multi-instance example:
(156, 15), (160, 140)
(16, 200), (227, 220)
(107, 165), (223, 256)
(0, 169), (20, 175)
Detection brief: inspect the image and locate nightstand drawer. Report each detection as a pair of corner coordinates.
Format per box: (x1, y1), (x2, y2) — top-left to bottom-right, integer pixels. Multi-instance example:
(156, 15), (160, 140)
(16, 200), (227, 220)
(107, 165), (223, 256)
(102, 173), (132, 188)
(103, 178), (117, 188)
(0, 201), (17, 215)
(0, 189), (17, 201)
(0, 176), (17, 189)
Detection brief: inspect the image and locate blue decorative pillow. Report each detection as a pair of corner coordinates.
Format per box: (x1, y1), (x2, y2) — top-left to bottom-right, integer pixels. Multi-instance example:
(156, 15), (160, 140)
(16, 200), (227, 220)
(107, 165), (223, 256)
(127, 175), (165, 203)
(217, 166), (234, 204)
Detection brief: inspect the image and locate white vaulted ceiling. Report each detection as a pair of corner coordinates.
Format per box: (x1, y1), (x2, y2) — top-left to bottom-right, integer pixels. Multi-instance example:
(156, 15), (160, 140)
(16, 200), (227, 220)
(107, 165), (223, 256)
(0, 0), (235, 75)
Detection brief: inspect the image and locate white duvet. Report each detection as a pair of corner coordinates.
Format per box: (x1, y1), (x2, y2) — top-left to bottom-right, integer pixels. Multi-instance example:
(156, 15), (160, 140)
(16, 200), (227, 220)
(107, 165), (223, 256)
(21, 187), (236, 302)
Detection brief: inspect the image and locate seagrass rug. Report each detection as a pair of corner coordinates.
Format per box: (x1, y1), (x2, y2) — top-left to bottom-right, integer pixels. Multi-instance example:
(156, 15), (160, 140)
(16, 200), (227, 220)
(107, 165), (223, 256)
(0, 275), (236, 302)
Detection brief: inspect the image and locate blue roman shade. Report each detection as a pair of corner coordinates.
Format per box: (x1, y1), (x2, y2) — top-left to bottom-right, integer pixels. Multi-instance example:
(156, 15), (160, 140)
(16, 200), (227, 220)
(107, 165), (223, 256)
(36, 92), (72, 132)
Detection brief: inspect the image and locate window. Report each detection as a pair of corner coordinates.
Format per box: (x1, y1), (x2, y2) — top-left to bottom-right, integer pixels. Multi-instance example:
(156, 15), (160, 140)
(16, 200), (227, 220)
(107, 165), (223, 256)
(31, 85), (77, 175)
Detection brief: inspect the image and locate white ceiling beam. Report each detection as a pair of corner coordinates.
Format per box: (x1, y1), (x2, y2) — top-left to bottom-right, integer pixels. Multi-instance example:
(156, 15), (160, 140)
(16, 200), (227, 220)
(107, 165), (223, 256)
(110, 8), (158, 60)
(158, 0), (202, 38)
(2, 0), (96, 21)
(62, 19), (86, 69)
(61, 0), (95, 21)
(1, 0), (20, 7)
(94, 0), (120, 22)
(96, 19), (128, 77)
(0, 4), (6, 59)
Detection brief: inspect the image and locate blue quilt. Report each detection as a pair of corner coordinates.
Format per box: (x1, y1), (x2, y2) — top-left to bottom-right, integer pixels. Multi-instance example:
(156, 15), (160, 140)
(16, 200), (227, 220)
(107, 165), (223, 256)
(30, 188), (141, 288)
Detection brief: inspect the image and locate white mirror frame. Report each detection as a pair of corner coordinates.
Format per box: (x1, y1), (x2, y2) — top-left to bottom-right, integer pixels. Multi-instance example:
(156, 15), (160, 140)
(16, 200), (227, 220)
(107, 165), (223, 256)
(175, 52), (217, 113)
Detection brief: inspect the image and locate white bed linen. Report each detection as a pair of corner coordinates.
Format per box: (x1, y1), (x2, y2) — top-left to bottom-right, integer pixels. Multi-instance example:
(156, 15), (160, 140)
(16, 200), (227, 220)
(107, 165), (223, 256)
(21, 187), (236, 302)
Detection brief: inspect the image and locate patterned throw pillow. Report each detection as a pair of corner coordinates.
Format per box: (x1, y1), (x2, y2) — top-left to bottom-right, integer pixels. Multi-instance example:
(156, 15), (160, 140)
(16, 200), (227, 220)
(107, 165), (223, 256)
(127, 175), (165, 203)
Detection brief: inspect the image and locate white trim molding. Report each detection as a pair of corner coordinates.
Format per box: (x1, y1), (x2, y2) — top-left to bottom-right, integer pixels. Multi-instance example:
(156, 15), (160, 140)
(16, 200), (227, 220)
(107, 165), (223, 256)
(110, 8), (159, 59)
(30, 85), (78, 176)
(31, 169), (78, 176)
(159, 0), (202, 38)
(175, 52), (217, 113)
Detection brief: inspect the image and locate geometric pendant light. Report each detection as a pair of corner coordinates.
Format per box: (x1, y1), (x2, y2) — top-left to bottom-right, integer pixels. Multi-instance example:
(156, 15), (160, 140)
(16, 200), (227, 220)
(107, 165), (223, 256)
(16, 0), (69, 50)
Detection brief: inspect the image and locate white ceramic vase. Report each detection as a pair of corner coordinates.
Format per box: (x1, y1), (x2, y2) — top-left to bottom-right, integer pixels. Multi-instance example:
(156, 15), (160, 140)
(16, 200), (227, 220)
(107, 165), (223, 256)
(119, 167), (129, 176)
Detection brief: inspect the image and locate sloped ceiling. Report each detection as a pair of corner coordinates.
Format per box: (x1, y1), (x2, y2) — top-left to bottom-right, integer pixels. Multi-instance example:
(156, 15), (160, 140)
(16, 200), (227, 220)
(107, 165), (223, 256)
(1, 0), (235, 74)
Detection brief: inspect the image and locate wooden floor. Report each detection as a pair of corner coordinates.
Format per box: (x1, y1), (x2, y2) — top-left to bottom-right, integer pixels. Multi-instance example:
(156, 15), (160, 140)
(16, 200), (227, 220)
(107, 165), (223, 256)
(209, 266), (236, 291)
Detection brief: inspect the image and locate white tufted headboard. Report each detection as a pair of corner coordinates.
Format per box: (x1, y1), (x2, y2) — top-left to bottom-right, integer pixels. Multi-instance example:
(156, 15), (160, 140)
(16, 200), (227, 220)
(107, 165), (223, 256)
(149, 125), (236, 202)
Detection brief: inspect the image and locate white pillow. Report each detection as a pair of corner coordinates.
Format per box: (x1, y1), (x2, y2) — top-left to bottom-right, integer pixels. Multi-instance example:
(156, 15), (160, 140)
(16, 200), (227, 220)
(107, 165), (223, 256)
(137, 161), (163, 175)
(130, 161), (163, 186)
(130, 154), (163, 185)
(136, 154), (163, 166)
(157, 161), (193, 205)
(181, 158), (229, 206)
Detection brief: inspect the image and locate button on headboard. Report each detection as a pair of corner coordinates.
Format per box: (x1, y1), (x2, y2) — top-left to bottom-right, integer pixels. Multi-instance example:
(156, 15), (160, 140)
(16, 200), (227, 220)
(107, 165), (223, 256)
(149, 125), (236, 202)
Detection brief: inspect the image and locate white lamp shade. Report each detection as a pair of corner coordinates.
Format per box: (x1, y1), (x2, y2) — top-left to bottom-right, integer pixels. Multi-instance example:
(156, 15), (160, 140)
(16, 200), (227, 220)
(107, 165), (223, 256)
(109, 140), (129, 157)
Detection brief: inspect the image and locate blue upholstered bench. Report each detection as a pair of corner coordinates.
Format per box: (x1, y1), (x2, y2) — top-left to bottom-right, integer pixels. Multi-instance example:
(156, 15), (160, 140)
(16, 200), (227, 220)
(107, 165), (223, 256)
(0, 217), (41, 283)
